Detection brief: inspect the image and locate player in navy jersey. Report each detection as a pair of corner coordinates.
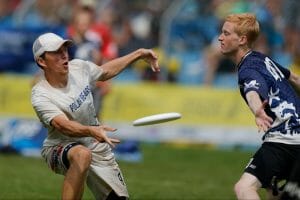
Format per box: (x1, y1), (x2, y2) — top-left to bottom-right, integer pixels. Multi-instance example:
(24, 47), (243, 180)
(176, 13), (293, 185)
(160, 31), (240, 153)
(218, 13), (300, 199)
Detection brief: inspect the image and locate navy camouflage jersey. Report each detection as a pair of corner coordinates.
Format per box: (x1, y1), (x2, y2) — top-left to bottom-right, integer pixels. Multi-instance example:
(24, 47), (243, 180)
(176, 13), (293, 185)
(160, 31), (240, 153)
(238, 51), (300, 144)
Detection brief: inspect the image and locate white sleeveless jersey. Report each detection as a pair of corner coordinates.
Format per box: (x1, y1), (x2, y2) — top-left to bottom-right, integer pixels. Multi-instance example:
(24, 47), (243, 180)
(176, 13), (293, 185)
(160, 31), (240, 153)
(31, 59), (104, 147)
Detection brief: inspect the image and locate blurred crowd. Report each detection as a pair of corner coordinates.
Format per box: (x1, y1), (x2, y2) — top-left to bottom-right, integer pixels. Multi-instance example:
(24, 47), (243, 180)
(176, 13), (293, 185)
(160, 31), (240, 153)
(199, 0), (300, 86)
(0, 0), (299, 87)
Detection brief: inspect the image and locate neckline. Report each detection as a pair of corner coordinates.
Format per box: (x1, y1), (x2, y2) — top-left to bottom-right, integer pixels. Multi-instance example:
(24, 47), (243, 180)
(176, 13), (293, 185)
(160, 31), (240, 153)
(236, 50), (252, 69)
(45, 74), (70, 90)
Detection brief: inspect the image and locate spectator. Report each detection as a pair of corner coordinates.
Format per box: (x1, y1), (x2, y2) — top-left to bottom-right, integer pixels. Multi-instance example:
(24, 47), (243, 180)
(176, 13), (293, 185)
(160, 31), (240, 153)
(68, 5), (111, 121)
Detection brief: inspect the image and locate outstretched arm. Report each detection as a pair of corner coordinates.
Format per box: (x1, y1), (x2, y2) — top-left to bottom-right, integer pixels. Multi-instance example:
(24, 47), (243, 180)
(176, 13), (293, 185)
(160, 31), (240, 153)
(100, 48), (160, 80)
(246, 91), (273, 132)
(51, 114), (120, 147)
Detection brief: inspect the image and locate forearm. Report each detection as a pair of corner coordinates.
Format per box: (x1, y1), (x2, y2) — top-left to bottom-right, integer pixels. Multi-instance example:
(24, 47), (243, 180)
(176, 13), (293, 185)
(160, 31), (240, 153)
(51, 115), (92, 137)
(51, 114), (119, 146)
(100, 49), (143, 80)
(245, 91), (263, 116)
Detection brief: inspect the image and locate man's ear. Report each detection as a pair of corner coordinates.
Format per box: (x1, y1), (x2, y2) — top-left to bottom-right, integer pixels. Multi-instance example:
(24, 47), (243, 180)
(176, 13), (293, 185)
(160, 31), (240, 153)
(239, 35), (248, 45)
(37, 57), (46, 69)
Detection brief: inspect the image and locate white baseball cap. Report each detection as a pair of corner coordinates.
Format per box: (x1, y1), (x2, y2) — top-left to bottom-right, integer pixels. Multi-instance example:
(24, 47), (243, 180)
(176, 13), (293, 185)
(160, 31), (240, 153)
(32, 33), (72, 60)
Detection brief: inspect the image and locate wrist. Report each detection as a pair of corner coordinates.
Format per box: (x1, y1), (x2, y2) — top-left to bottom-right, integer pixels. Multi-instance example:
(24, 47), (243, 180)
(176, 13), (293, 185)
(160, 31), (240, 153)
(86, 126), (94, 137)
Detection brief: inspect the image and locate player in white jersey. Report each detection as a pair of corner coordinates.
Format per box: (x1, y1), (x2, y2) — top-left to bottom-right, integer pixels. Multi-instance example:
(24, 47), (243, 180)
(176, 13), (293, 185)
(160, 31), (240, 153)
(31, 32), (160, 200)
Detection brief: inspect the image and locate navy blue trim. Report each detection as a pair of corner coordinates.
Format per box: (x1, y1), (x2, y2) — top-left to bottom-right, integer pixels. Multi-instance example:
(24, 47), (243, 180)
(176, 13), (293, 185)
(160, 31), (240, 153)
(62, 142), (80, 169)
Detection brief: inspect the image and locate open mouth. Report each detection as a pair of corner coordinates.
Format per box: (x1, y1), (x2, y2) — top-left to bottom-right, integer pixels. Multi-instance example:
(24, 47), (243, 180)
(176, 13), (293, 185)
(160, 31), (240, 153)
(63, 61), (68, 66)
(62, 61), (69, 70)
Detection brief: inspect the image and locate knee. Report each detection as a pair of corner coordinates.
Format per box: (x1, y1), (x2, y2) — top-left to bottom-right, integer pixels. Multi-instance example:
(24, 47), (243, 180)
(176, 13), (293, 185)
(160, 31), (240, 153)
(234, 180), (250, 197)
(234, 181), (244, 196)
(234, 180), (258, 199)
(69, 146), (92, 172)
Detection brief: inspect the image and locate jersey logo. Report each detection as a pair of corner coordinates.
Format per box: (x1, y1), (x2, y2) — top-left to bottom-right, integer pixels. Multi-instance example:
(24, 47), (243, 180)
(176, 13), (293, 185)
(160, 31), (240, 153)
(245, 158), (257, 170)
(244, 80), (259, 90)
(69, 85), (91, 112)
(265, 57), (284, 81)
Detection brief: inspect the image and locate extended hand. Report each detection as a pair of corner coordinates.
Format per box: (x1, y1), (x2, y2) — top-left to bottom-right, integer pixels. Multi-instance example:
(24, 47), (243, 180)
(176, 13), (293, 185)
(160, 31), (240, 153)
(89, 125), (120, 147)
(140, 49), (160, 72)
(255, 100), (273, 133)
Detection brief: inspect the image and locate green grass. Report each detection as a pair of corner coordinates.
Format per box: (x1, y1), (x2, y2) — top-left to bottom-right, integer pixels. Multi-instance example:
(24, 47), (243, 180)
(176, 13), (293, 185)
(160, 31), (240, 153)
(0, 143), (266, 199)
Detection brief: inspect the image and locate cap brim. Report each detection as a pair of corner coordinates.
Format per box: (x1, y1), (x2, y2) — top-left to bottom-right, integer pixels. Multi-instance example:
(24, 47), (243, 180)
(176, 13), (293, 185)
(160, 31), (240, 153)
(46, 40), (73, 52)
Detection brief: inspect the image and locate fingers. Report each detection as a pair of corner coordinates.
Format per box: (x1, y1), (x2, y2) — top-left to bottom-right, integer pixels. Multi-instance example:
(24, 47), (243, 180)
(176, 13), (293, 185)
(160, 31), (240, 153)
(255, 100), (273, 133)
(102, 125), (117, 132)
(258, 125), (263, 133)
(105, 138), (120, 148)
(148, 50), (160, 72)
(102, 137), (120, 148)
(110, 138), (121, 145)
(258, 123), (270, 133)
(265, 116), (273, 126)
(257, 116), (273, 133)
(90, 125), (120, 147)
(96, 134), (120, 148)
(142, 49), (160, 72)
(262, 115), (273, 129)
(256, 116), (273, 133)
(265, 112), (273, 121)
(151, 60), (160, 72)
(257, 123), (266, 133)
(263, 112), (273, 129)
(95, 130), (114, 146)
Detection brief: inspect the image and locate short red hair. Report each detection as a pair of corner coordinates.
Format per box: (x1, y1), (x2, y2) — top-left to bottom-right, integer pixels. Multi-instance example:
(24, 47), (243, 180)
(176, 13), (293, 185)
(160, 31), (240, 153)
(225, 13), (260, 47)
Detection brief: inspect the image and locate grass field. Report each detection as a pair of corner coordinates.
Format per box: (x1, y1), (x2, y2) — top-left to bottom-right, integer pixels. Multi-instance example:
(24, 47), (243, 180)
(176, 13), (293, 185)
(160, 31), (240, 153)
(0, 143), (266, 200)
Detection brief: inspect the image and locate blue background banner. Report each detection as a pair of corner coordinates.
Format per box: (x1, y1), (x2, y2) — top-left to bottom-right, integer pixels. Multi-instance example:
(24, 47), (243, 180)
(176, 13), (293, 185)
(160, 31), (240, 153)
(0, 118), (46, 156)
(0, 26), (66, 73)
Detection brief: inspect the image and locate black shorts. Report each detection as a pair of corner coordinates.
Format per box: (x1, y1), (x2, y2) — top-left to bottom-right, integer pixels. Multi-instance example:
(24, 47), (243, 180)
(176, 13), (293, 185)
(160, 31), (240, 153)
(244, 142), (300, 188)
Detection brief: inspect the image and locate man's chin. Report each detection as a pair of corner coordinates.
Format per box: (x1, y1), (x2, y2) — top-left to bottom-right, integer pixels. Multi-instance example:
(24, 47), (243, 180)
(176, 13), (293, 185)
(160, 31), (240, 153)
(221, 50), (232, 56)
(219, 49), (227, 55)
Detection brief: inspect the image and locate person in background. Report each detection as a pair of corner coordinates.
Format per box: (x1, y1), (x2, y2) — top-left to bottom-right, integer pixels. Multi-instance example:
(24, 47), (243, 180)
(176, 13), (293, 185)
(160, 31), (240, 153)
(218, 13), (300, 199)
(68, 6), (111, 121)
(31, 32), (159, 200)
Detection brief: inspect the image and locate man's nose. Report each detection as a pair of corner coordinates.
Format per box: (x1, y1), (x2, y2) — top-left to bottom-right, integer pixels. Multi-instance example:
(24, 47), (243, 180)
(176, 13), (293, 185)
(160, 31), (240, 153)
(218, 35), (223, 41)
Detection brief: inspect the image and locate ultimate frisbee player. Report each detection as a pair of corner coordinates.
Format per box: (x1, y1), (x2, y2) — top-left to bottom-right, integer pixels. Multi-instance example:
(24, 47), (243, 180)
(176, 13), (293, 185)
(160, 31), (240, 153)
(31, 32), (159, 200)
(218, 13), (300, 199)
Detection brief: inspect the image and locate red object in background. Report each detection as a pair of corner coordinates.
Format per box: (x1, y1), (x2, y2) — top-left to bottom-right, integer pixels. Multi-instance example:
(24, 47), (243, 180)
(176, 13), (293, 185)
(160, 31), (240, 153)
(92, 22), (118, 60)
(67, 21), (118, 61)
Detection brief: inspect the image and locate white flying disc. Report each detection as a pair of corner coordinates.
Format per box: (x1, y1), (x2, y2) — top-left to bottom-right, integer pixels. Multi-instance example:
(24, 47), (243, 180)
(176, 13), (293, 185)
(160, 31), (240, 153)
(133, 112), (181, 126)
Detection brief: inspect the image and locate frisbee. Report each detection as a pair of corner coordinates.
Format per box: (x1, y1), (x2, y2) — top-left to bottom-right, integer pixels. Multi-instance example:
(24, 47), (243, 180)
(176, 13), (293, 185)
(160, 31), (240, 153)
(133, 112), (181, 126)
